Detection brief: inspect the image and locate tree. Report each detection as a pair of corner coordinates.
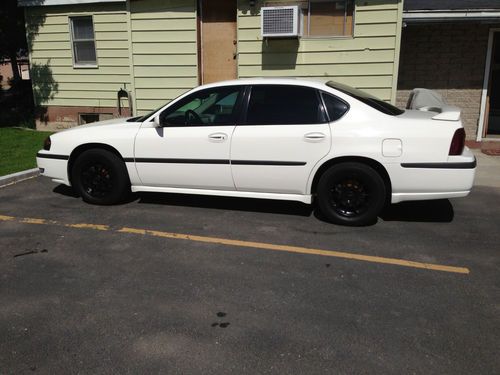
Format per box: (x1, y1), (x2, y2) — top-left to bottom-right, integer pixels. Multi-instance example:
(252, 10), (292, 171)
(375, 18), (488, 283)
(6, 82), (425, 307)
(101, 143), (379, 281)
(0, 0), (28, 82)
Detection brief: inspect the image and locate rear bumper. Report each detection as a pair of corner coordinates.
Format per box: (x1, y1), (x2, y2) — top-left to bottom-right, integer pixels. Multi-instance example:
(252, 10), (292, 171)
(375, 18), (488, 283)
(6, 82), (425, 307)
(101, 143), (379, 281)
(36, 152), (70, 185)
(388, 149), (476, 204)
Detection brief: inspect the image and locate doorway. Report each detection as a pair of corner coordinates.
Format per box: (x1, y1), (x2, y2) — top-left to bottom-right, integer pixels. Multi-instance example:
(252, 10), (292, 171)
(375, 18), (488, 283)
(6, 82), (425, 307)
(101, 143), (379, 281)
(486, 32), (500, 136)
(198, 0), (237, 84)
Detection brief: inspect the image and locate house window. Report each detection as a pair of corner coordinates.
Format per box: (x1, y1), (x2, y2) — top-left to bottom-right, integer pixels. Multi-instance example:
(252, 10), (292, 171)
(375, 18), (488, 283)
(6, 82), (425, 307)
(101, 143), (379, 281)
(70, 16), (97, 66)
(79, 113), (113, 125)
(266, 0), (354, 37)
(305, 0), (354, 37)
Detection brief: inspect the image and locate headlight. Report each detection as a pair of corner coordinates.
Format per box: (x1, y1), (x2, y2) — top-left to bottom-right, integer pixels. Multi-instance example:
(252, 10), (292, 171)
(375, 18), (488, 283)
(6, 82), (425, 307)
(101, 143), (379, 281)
(43, 136), (51, 151)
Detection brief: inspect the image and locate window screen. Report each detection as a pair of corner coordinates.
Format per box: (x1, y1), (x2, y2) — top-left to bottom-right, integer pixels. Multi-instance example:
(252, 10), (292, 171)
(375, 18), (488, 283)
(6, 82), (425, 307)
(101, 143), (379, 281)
(70, 16), (97, 66)
(321, 93), (349, 121)
(246, 85), (325, 125)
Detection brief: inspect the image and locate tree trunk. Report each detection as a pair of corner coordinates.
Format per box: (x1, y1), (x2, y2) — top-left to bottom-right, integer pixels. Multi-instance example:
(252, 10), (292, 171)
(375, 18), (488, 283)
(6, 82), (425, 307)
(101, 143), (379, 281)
(9, 51), (21, 82)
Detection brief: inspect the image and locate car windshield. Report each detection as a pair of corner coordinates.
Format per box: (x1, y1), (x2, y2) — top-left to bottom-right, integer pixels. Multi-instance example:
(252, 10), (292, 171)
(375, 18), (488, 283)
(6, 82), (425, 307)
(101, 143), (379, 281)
(326, 81), (404, 116)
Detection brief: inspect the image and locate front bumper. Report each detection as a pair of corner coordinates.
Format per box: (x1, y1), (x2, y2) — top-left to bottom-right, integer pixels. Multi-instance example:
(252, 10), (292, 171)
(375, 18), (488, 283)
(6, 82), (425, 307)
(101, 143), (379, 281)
(36, 152), (70, 186)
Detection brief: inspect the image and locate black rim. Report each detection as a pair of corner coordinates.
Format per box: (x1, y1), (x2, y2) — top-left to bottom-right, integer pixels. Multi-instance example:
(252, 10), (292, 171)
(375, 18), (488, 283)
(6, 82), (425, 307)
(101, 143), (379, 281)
(80, 162), (113, 198)
(329, 176), (370, 217)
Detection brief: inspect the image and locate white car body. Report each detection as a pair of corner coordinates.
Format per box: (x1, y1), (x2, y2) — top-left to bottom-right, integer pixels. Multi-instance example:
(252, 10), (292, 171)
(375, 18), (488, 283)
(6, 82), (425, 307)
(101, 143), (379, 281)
(36, 78), (476, 206)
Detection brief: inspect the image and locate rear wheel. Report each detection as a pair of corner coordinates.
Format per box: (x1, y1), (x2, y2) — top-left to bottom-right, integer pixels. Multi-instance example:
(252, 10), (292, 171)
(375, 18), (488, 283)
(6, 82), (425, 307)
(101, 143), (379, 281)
(71, 149), (130, 205)
(316, 162), (386, 226)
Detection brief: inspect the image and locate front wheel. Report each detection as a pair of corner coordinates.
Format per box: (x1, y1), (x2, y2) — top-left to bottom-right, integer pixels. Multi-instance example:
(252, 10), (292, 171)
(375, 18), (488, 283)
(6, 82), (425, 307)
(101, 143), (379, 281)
(71, 149), (130, 205)
(316, 162), (387, 226)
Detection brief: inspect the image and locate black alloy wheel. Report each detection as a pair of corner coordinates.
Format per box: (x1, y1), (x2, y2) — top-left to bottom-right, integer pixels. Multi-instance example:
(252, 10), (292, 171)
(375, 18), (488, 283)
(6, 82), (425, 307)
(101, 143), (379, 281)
(316, 162), (387, 226)
(72, 149), (130, 205)
(80, 162), (114, 198)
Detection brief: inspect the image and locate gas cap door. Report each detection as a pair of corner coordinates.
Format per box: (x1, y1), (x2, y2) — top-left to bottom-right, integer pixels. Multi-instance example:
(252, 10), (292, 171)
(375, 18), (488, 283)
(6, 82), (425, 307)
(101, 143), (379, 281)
(382, 139), (402, 157)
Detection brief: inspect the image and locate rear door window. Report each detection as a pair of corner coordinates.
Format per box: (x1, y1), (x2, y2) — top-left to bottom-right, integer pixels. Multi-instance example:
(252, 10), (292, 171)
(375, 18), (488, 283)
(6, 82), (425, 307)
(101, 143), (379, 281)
(245, 85), (326, 125)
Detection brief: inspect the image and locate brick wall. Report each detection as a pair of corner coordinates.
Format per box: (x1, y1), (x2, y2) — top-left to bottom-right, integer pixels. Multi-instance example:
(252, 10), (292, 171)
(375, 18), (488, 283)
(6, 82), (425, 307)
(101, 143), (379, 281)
(396, 23), (500, 139)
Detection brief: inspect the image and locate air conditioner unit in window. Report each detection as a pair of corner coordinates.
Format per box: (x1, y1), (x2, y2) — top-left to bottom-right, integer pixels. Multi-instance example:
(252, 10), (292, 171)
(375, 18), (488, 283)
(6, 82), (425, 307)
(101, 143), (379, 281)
(261, 6), (302, 38)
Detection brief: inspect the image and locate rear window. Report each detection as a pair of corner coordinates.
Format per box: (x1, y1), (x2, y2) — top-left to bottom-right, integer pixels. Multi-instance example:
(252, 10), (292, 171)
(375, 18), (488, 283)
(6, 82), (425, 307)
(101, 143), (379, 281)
(326, 81), (404, 116)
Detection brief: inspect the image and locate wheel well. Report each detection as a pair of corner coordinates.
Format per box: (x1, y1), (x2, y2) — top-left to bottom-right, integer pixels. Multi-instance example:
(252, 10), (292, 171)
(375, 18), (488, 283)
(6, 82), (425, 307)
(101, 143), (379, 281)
(311, 156), (392, 198)
(67, 143), (126, 184)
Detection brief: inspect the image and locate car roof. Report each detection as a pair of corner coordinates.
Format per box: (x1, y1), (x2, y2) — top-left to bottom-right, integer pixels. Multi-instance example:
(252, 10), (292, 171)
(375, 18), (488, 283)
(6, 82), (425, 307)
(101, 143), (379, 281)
(195, 77), (331, 91)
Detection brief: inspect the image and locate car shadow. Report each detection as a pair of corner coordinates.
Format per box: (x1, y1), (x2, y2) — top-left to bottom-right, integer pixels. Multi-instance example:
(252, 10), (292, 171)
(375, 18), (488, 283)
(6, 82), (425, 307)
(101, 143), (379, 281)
(137, 192), (313, 217)
(380, 199), (454, 223)
(53, 184), (79, 198)
(52, 185), (454, 223)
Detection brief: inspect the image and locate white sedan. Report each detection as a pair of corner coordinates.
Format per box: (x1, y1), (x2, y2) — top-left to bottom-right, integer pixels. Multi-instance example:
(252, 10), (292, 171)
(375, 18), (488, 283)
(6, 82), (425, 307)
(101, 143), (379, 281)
(36, 79), (476, 226)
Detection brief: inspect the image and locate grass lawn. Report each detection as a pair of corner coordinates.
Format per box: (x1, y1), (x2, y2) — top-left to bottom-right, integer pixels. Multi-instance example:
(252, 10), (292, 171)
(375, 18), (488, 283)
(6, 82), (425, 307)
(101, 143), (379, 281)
(0, 128), (53, 176)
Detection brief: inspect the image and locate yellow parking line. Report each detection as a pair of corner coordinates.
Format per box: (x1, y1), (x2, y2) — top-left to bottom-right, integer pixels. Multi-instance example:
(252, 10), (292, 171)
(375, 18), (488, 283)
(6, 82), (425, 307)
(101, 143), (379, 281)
(65, 223), (109, 231)
(1, 214), (470, 274)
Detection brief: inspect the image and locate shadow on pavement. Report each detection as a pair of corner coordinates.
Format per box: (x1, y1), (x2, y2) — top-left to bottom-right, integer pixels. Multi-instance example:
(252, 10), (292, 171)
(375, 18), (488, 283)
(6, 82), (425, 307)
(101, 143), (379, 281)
(137, 192), (313, 217)
(381, 199), (454, 223)
(52, 184), (454, 223)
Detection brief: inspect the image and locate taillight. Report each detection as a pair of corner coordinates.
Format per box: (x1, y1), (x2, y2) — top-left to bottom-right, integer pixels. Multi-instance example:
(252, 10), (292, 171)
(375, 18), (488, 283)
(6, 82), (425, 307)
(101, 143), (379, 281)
(449, 128), (465, 155)
(43, 136), (51, 151)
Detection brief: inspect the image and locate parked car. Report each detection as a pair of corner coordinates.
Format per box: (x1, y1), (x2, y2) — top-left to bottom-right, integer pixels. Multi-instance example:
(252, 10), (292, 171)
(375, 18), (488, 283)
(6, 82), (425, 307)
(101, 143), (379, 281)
(37, 79), (476, 225)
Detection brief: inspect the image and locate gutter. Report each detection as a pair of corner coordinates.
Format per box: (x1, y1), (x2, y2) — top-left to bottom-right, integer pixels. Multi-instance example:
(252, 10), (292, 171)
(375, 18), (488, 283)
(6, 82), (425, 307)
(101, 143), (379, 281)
(403, 10), (500, 22)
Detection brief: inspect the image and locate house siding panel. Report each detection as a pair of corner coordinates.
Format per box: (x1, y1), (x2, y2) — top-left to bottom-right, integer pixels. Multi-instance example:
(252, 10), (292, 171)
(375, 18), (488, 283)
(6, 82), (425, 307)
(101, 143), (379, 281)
(236, 0), (403, 102)
(26, 3), (131, 112)
(130, 0), (198, 114)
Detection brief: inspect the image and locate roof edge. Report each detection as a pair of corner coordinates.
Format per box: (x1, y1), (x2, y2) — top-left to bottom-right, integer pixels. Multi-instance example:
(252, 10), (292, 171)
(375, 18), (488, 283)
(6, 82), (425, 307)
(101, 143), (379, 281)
(18, 0), (125, 6)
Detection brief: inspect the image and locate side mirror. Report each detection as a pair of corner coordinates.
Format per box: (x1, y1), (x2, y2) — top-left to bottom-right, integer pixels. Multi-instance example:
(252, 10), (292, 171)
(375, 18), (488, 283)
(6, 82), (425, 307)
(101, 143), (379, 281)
(153, 115), (161, 127)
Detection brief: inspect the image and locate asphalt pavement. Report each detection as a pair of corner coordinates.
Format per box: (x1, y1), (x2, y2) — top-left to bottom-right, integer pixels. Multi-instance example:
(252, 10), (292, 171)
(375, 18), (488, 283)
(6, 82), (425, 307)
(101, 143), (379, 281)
(0, 156), (499, 374)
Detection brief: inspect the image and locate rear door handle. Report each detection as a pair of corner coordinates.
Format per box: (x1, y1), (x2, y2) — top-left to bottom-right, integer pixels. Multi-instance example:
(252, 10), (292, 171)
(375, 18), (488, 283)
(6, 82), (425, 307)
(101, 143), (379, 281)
(208, 132), (228, 142)
(304, 132), (326, 142)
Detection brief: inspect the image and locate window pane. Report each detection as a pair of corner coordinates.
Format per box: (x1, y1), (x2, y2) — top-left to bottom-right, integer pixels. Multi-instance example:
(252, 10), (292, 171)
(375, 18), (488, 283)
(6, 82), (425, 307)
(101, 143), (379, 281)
(305, 0), (353, 37)
(72, 17), (94, 40)
(74, 41), (96, 64)
(163, 87), (242, 126)
(246, 85), (323, 125)
(321, 92), (349, 121)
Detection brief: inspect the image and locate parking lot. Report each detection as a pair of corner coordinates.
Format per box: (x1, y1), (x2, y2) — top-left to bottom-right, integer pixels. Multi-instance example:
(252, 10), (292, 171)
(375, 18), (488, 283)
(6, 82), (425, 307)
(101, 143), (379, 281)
(1, 158), (499, 373)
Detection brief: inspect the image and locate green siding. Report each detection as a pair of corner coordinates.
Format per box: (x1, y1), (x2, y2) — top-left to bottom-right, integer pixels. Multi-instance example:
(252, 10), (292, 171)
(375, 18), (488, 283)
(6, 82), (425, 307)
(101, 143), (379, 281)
(26, 3), (131, 107)
(236, 0), (403, 102)
(130, 0), (197, 114)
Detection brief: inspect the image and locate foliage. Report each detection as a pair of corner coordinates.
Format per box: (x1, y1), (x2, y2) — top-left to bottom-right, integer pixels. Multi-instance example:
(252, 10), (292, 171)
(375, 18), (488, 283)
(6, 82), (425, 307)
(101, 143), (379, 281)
(0, 128), (53, 176)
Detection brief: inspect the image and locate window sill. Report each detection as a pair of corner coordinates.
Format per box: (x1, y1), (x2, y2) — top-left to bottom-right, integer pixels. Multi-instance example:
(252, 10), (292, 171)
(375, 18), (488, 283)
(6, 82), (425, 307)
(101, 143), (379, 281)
(301, 35), (354, 40)
(73, 64), (99, 69)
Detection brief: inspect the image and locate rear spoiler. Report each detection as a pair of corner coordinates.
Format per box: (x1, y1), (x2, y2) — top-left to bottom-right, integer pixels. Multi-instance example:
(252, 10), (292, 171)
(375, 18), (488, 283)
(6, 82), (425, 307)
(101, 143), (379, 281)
(406, 89), (461, 121)
(431, 105), (461, 121)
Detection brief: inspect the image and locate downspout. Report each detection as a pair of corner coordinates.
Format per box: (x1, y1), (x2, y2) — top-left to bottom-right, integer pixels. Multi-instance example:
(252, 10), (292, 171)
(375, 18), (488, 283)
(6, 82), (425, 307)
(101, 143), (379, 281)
(391, 0), (404, 105)
(126, 0), (137, 115)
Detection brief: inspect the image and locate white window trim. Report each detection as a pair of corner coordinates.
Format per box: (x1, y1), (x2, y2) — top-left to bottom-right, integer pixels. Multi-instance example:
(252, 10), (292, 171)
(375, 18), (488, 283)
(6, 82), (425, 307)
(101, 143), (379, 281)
(477, 28), (500, 141)
(69, 15), (98, 68)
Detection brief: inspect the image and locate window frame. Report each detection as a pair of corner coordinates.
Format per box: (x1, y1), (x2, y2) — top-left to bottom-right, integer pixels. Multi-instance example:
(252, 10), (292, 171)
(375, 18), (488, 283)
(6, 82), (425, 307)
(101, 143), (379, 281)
(69, 15), (98, 68)
(304, 0), (354, 39)
(241, 84), (329, 126)
(158, 85), (246, 127)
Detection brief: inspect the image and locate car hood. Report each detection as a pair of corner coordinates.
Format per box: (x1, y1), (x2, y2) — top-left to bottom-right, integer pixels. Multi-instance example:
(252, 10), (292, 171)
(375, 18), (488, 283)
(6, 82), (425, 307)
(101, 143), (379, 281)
(62, 117), (135, 132)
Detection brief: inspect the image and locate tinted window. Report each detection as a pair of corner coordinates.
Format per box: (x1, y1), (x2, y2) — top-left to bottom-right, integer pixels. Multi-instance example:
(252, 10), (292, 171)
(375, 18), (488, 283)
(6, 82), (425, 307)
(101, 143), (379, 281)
(326, 81), (404, 116)
(160, 86), (243, 126)
(246, 85), (325, 125)
(321, 93), (349, 121)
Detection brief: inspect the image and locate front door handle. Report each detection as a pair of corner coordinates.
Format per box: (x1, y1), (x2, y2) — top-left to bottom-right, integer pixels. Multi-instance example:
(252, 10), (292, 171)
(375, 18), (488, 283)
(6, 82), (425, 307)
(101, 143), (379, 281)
(304, 132), (326, 142)
(208, 132), (228, 142)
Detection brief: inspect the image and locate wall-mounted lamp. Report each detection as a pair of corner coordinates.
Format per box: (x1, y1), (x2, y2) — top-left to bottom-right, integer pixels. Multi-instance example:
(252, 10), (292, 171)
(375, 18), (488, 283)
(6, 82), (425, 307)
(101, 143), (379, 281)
(249, 0), (256, 6)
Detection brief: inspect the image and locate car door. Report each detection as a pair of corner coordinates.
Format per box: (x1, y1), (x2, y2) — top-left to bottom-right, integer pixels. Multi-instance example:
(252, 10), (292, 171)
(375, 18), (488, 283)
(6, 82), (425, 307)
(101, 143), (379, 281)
(134, 85), (244, 190)
(230, 84), (332, 195)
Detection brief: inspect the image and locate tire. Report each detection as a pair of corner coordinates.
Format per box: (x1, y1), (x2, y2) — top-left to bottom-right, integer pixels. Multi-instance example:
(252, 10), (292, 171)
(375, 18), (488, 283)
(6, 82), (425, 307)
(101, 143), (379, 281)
(316, 162), (387, 226)
(71, 148), (130, 205)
